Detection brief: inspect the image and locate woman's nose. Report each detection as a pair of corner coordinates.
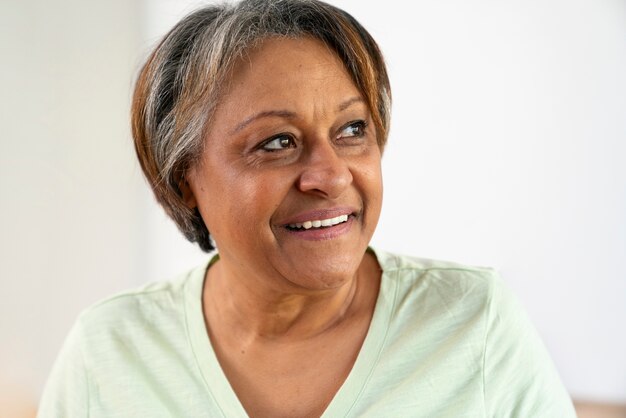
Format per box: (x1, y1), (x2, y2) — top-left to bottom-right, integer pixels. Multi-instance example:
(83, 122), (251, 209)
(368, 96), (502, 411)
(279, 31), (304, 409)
(297, 140), (353, 199)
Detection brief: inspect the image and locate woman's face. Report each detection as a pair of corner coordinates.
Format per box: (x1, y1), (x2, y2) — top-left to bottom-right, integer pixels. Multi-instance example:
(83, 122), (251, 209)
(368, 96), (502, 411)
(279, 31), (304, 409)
(186, 37), (383, 291)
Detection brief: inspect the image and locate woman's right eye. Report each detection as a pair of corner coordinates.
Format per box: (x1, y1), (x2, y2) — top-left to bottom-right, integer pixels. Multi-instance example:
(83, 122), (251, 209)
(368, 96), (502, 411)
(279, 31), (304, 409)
(260, 135), (296, 152)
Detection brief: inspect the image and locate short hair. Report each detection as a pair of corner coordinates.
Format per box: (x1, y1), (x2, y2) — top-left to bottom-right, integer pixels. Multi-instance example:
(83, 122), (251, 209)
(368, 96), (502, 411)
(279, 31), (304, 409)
(131, 0), (391, 252)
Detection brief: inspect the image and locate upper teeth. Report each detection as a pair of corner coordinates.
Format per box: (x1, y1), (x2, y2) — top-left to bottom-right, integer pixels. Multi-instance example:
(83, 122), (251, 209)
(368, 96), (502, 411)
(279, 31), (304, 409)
(289, 214), (349, 230)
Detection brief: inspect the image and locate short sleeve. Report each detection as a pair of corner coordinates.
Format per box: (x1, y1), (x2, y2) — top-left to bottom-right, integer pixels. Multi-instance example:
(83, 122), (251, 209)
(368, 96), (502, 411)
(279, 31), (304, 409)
(483, 273), (576, 417)
(38, 318), (90, 417)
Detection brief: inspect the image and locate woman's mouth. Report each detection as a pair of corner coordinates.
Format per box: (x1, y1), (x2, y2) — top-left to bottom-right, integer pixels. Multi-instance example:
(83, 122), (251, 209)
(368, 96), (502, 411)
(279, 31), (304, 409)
(279, 208), (356, 241)
(286, 214), (349, 231)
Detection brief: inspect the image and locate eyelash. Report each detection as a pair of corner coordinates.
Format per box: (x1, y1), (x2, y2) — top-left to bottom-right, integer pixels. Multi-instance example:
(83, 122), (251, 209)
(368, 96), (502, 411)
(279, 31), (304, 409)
(258, 120), (368, 152)
(259, 134), (297, 152)
(338, 120), (368, 140)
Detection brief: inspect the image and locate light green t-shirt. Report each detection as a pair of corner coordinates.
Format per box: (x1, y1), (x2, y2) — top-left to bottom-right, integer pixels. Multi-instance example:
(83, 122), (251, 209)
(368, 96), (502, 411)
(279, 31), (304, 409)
(38, 248), (576, 417)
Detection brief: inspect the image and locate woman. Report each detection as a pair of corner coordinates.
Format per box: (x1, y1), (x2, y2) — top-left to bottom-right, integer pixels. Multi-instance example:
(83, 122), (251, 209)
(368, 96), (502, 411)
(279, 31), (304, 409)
(39, 0), (576, 416)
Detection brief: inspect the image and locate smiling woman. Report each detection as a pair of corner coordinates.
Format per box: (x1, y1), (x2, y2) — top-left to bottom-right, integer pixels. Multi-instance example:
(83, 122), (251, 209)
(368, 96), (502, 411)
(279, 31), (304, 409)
(37, 1), (576, 417)
(183, 37), (383, 294)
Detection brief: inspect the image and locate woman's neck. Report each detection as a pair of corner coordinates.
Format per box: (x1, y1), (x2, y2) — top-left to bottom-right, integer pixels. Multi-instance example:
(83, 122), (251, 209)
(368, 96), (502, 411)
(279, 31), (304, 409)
(202, 252), (379, 342)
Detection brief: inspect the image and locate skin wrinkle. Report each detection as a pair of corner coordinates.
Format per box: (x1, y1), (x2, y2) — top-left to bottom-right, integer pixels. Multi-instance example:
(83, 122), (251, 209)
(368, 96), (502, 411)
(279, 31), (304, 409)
(208, 262), (361, 340)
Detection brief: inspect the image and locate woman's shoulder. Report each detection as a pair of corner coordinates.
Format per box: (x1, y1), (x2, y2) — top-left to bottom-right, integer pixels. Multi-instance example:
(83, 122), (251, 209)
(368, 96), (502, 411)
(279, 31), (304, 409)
(38, 260), (214, 416)
(372, 246), (500, 295)
(371, 247), (512, 326)
(363, 248), (576, 416)
(75, 260), (209, 335)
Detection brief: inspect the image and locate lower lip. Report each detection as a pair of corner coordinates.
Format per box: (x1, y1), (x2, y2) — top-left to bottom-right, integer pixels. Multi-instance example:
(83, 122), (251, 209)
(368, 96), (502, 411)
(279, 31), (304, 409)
(282, 216), (354, 241)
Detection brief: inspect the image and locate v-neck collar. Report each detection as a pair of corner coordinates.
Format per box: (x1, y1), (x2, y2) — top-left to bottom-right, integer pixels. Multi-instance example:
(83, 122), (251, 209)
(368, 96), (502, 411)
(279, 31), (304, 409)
(184, 247), (398, 418)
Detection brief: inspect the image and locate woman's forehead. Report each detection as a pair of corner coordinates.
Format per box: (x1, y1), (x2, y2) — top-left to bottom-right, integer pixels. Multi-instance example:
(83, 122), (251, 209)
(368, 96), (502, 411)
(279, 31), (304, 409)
(211, 37), (365, 130)
(230, 37), (351, 87)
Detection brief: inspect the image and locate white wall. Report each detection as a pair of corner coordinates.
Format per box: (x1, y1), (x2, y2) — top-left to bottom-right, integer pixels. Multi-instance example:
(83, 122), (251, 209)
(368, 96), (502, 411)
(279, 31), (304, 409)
(1, 0), (624, 409)
(140, 0), (626, 403)
(0, 0), (144, 409)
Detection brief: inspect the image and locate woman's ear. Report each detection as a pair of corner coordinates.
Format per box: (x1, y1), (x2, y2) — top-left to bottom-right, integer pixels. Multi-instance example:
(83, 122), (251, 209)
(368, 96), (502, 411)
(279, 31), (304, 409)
(179, 172), (198, 209)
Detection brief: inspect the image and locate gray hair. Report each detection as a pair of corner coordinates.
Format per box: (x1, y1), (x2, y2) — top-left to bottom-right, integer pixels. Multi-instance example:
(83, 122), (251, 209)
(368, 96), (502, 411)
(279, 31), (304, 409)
(131, 0), (391, 252)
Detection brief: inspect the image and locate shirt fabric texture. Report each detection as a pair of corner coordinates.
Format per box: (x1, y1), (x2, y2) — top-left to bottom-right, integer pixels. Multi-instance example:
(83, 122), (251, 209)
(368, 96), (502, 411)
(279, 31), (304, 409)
(38, 248), (576, 417)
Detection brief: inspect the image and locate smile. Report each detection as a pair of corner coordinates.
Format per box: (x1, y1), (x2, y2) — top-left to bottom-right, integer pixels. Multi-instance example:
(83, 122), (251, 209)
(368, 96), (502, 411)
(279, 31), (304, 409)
(287, 214), (349, 230)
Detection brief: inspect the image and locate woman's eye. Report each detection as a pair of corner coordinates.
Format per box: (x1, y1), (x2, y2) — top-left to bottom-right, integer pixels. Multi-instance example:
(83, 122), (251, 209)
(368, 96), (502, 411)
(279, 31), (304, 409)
(260, 135), (296, 151)
(338, 120), (367, 140)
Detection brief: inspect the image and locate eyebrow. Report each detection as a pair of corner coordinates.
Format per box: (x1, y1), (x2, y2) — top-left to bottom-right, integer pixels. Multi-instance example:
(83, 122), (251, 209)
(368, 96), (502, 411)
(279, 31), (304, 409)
(337, 96), (364, 112)
(230, 96), (365, 134)
(230, 110), (297, 134)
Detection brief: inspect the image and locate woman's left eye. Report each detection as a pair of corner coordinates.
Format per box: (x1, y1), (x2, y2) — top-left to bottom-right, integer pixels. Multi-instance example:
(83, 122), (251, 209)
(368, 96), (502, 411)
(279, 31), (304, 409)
(337, 120), (367, 140)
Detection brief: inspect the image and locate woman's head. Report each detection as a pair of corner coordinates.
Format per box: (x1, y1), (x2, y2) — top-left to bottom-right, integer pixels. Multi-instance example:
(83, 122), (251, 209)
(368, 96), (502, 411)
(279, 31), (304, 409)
(132, 0), (391, 252)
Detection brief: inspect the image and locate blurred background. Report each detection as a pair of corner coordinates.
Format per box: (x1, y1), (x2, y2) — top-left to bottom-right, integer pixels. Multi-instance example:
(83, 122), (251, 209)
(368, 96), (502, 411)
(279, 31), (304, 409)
(1, 0), (625, 416)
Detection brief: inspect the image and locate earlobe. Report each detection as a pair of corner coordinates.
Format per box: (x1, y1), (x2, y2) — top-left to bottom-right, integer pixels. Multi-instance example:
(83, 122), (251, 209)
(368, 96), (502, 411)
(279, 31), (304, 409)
(179, 173), (198, 209)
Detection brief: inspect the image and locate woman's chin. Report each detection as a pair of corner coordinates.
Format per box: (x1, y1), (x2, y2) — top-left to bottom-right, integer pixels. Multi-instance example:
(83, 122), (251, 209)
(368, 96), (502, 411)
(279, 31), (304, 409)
(274, 251), (366, 292)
